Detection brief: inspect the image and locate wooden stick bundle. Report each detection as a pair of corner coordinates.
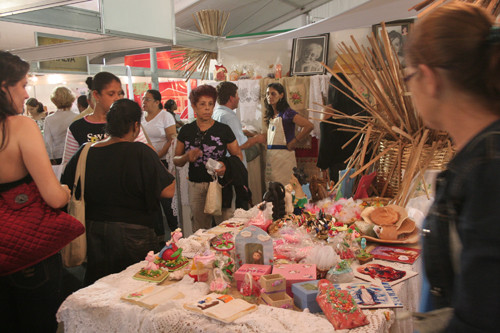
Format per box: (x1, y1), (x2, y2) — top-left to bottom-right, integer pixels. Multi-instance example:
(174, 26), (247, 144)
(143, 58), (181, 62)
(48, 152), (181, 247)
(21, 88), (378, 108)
(172, 10), (229, 80)
(318, 24), (453, 202)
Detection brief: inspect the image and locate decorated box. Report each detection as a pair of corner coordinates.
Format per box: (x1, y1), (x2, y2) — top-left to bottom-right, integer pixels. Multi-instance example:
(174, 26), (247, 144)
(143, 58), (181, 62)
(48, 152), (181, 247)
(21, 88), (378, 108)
(272, 264), (317, 296)
(235, 264), (272, 290)
(291, 280), (322, 313)
(259, 274), (293, 310)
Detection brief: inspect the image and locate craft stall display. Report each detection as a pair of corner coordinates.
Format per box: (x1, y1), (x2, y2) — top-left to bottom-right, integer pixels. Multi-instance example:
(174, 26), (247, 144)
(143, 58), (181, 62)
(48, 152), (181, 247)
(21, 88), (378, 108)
(57, 190), (423, 332)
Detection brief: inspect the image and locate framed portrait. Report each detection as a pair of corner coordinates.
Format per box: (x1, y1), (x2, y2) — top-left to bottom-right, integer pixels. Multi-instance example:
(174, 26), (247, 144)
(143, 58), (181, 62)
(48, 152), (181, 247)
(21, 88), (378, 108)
(290, 33), (329, 76)
(372, 20), (414, 67)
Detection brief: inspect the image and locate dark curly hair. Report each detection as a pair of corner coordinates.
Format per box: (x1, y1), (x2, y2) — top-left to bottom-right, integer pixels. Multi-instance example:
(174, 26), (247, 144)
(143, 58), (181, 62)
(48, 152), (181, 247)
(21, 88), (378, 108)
(189, 84), (217, 106)
(105, 99), (142, 138)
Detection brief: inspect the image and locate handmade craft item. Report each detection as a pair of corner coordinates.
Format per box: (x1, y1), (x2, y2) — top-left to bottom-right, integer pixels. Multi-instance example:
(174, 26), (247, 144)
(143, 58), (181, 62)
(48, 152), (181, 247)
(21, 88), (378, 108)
(316, 279), (369, 330)
(304, 245), (339, 279)
(272, 263), (316, 296)
(259, 274), (293, 309)
(121, 285), (184, 310)
(133, 251), (169, 283)
(239, 272), (261, 303)
(355, 260), (418, 286)
(322, 23), (453, 204)
(326, 260), (354, 284)
(183, 293), (257, 323)
(235, 225), (273, 268)
(355, 238), (374, 265)
(333, 282), (403, 309)
(213, 251), (235, 281)
(156, 228), (190, 272)
(234, 264), (272, 290)
(262, 182), (286, 220)
(309, 175), (329, 202)
(210, 268), (230, 294)
(369, 245), (421, 264)
(248, 202), (273, 231)
(292, 280), (322, 313)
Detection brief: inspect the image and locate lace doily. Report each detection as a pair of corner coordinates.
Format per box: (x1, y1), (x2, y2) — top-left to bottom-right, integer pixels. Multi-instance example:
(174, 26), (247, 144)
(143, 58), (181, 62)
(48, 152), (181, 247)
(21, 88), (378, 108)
(58, 261), (399, 333)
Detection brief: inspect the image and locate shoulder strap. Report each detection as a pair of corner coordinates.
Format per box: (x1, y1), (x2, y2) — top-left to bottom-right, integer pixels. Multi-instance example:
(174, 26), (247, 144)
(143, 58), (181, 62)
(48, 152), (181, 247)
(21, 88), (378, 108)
(72, 143), (92, 201)
(141, 124), (152, 145)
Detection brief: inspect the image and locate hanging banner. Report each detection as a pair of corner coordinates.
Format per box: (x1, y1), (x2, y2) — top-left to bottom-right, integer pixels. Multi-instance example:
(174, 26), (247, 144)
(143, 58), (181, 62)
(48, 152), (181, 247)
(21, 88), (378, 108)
(36, 33), (88, 72)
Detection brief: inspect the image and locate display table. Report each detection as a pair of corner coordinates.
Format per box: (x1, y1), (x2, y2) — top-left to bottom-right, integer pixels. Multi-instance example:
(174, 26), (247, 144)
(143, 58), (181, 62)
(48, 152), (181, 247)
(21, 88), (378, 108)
(57, 256), (421, 332)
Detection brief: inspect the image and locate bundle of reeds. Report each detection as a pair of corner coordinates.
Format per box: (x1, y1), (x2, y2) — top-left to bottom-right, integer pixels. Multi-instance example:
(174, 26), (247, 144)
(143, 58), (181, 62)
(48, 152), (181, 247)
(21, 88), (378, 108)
(410, 0), (500, 18)
(171, 10), (229, 80)
(316, 23), (453, 206)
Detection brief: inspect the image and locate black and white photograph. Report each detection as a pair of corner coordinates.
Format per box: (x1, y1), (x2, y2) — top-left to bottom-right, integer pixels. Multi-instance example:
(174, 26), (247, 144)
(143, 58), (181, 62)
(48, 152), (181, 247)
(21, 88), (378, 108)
(290, 33), (329, 76)
(372, 20), (413, 67)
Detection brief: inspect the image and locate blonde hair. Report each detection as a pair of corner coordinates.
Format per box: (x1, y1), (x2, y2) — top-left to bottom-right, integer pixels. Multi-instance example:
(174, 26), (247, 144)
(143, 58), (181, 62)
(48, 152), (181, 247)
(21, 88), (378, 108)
(405, 2), (500, 111)
(50, 86), (76, 109)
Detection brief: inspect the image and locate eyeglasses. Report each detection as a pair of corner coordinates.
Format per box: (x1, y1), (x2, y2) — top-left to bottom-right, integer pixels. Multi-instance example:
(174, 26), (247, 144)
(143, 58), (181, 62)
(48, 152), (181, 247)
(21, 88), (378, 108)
(142, 97), (153, 102)
(403, 71), (418, 83)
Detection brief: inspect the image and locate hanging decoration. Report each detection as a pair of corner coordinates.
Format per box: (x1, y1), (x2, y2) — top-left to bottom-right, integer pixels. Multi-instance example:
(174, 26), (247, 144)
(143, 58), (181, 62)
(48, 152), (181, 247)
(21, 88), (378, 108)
(171, 10), (230, 80)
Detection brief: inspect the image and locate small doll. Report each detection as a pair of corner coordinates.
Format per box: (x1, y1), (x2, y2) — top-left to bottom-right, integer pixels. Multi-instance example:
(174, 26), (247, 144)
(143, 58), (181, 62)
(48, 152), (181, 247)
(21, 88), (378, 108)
(252, 249), (263, 265)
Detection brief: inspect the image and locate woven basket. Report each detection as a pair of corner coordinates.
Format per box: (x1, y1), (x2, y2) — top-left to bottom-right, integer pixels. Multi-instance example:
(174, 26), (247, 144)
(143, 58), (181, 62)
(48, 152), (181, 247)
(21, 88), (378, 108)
(374, 139), (453, 198)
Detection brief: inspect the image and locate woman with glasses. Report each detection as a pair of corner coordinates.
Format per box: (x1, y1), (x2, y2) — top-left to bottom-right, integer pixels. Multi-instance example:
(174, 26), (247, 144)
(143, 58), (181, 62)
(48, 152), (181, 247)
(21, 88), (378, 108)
(141, 89), (178, 234)
(174, 85), (242, 232)
(61, 72), (148, 164)
(405, 3), (500, 331)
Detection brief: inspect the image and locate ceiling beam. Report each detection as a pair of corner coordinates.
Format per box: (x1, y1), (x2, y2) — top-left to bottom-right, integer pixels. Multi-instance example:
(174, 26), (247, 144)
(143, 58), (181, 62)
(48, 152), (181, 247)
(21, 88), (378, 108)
(0, 0), (89, 16)
(1, 5), (218, 52)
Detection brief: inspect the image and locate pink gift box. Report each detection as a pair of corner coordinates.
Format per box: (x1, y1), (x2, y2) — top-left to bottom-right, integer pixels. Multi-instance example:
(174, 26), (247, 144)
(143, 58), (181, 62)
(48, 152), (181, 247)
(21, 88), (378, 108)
(272, 264), (317, 296)
(234, 264), (272, 290)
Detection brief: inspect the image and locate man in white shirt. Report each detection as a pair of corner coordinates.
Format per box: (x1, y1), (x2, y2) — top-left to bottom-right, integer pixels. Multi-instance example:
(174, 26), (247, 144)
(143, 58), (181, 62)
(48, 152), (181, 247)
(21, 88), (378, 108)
(213, 81), (265, 167)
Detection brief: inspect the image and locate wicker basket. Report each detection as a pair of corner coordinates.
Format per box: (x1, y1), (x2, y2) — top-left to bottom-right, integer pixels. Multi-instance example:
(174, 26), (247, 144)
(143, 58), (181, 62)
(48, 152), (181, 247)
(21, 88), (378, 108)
(374, 139), (454, 198)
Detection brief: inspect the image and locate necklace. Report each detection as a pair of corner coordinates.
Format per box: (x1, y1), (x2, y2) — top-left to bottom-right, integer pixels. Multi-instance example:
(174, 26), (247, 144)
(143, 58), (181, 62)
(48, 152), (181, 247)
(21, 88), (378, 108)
(194, 128), (208, 147)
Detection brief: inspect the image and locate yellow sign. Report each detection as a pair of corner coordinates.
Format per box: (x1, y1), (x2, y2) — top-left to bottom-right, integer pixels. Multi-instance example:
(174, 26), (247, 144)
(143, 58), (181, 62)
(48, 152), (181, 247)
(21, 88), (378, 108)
(37, 35), (88, 72)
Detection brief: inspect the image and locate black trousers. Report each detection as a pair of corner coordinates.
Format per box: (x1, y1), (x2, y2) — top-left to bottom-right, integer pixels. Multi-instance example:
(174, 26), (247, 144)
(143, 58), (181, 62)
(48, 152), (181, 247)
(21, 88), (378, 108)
(84, 220), (159, 286)
(0, 253), (63, 333)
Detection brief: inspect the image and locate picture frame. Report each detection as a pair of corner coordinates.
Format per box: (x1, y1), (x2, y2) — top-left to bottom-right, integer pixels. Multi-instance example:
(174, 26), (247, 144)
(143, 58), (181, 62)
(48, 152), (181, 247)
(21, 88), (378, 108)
(290, 33), (329, 76)
(372, 19), (414, 67)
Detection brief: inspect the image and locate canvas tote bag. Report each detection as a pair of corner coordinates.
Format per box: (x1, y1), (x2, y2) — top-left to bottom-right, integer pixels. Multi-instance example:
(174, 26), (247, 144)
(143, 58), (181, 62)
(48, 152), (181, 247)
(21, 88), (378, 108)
(61, 143), (92, 267)
(204, 175), (222, 216)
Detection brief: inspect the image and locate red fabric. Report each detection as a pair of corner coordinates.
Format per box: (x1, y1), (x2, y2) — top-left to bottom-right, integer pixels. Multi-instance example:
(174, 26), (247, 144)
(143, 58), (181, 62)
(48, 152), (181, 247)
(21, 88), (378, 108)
(0, 181), (84, 276)
(316, 279), (369, 330)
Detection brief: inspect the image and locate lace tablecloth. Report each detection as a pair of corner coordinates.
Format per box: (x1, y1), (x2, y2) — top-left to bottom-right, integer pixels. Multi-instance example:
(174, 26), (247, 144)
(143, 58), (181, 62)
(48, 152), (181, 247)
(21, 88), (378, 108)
(57, 261), (400, 333)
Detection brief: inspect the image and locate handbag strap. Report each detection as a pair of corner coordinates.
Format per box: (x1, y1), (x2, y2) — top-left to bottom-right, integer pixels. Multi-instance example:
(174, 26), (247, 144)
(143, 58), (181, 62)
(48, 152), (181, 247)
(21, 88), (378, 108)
(141, 124), (152, 145)
(72, 143), (92, 201)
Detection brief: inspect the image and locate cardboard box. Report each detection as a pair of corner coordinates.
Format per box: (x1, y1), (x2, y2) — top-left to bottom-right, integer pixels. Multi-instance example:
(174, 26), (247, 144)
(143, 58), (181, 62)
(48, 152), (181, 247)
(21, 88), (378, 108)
(260, 291), (293, 309)
(291, 280), (322, 313)
(272, 264), (317, 296)
(234, 264), (272, 290)
(259, 274), (287, 293)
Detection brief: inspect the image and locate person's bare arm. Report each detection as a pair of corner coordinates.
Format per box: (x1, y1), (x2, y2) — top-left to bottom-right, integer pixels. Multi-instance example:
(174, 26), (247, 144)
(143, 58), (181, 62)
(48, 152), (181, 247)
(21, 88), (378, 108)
(19, 118), (70, 208)
(173, 141), (202, 167)
(160, 180), (176, 198)
(287, 114), (314, 151)
(226, 139), (243, 161)
(239, 133), (266, 150)
(157, 125), (176, 159)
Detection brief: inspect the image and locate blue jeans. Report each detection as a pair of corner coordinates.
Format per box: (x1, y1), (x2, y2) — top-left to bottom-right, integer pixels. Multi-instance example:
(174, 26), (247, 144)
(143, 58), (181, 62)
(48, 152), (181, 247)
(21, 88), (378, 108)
(0, 253), (63, 333)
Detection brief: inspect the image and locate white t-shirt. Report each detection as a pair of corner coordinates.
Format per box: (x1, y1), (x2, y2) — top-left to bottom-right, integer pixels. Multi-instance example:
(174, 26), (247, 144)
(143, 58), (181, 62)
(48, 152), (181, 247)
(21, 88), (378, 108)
(141, 110), (176, 159)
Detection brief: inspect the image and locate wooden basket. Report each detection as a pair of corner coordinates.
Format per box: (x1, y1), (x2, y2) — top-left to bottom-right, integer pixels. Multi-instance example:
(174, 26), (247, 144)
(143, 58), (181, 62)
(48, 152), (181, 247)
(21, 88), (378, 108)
(374, 139), (453, 198)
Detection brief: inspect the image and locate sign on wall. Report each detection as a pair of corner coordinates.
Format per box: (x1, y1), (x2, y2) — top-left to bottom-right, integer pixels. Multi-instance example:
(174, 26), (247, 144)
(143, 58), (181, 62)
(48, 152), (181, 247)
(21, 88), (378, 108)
(36, 33), (88, 73)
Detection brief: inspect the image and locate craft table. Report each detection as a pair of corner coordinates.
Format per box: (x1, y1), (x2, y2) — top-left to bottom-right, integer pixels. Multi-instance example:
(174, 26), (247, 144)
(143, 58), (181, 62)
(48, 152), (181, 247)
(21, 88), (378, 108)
(57, 256), (420, 333)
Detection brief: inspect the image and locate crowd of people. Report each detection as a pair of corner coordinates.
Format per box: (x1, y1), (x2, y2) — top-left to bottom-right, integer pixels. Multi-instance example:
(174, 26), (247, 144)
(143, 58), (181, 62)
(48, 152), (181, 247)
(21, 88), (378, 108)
(1, 2), (499, 331)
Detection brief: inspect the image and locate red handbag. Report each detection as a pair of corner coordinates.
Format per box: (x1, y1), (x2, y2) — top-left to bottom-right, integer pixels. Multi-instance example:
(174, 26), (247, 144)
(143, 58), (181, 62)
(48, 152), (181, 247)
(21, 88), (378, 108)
(0, 180), (85, 276)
